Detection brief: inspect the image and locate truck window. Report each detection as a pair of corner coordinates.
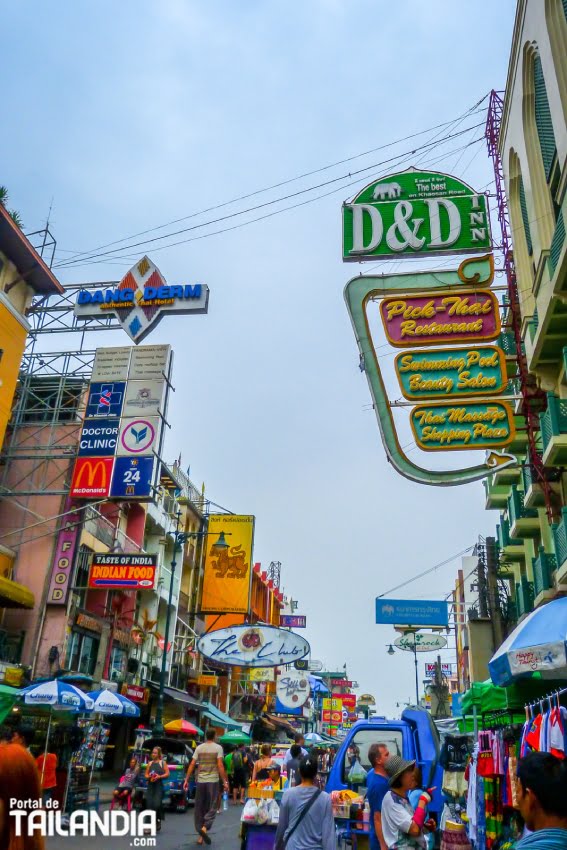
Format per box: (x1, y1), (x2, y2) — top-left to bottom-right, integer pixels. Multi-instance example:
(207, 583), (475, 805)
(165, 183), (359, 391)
(343, 729), (403, 784)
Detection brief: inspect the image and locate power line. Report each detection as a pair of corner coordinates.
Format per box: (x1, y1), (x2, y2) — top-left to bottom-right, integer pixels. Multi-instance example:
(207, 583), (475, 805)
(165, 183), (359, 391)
(56, 100), (488, 266)
(376, 546), (475, 599)
(54, 122), (485, 270)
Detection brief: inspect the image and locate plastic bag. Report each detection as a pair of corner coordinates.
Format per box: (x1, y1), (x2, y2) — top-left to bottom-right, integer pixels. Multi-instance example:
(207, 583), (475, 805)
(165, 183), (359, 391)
(267, 799), (280, 824)
(347, 759), (367, 785)
(242, 799), (258, 822)
(256, 799), (270, 825)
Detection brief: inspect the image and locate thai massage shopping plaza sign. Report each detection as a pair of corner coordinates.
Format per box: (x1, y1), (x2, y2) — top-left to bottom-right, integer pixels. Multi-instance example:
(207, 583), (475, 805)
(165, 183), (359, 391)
(342, 170), (491, 261)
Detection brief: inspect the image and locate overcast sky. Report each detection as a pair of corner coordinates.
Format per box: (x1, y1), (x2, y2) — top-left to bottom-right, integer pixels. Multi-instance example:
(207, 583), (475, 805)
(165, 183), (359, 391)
(3, 0), (517, 716)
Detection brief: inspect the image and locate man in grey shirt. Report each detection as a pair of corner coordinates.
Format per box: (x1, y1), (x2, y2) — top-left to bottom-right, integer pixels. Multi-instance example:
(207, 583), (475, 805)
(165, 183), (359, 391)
(275, 755), (336, 850)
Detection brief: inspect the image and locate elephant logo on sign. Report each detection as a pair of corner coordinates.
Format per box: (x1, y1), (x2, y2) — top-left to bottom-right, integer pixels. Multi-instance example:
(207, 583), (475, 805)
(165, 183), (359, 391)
(382, 604), (395, 615)
(211, 544), (249, 579)
(372, 182), (402, 200)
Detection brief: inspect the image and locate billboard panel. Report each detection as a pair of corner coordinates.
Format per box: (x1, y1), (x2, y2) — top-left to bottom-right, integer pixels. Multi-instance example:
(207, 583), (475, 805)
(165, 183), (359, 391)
(88, 553), (157, 589)
(110, 455), (155, 499)
(0, 299), (28, 449)
(200, 514), (255, 614)
(70, 457), (114, 498)
(376, 598), (449, 627)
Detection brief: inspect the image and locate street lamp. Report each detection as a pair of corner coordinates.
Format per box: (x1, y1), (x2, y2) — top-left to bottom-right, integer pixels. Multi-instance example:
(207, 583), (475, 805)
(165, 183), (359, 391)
(153, 515), (229, 735)
(386, 642), (419, 706)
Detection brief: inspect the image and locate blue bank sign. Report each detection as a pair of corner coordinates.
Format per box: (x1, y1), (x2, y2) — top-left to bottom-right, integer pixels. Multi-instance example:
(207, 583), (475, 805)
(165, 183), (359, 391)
(375, 598), (449, 627)
(74, 255), (209, 343)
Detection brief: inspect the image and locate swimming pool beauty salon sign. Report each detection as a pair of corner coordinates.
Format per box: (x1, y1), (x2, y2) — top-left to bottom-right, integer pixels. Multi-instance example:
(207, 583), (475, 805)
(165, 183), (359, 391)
(74, 255), (209, 343)
(342, 170), (491, 261)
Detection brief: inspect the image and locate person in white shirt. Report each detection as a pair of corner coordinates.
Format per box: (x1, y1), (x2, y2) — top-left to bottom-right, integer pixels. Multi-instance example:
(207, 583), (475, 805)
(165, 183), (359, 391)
(284, 734), (308, 772)
(380, 756), (436, 850)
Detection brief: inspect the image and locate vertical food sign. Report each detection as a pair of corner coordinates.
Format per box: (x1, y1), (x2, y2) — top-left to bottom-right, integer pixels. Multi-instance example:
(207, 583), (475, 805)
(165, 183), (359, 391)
(342, 168), (517, 485)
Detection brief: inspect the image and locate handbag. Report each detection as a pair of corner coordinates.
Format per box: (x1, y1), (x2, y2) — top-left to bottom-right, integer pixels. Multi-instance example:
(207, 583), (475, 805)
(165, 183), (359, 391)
(283, 789), (322, 847)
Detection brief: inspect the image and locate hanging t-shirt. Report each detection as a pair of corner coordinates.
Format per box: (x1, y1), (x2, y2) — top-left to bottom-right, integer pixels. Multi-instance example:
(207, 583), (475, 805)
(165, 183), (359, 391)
(524, 714), (543, 752)
(439, 735), (470, 772)
(549, 707), (565, 759)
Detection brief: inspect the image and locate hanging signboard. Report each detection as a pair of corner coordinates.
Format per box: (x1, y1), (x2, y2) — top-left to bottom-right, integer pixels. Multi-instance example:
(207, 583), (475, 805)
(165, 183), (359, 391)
(343, 170), (491, 262)
(88, 553), (157, 589)
(410, 400), (515, 451)
(78, 419), (120, 457)
(425, 662), (453, 678)
(200, 514), (255, 614)
(395, 633), (448, 652)
(197, 624), (310, 668)
(74, 256), (209, 343)
(46, 500), (82, 605)
(376, 599), (449, 627)
(394, 346), (507, 400)
(379, 290), (500, 348)
(276, 671), (310, 709)
(280, 614), (307, 628)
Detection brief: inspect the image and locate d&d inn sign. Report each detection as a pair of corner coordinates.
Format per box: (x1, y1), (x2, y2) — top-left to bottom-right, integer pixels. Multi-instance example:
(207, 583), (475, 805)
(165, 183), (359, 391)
(343, 170), (491, 261)
(74, 255), (209, 343)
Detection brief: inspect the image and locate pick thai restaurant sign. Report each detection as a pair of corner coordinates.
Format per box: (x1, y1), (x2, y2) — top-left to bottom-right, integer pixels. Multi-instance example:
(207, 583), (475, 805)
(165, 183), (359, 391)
(197, 624), (310, 668)
(380, 290), (500, 347)
(343, 170), (491, 261)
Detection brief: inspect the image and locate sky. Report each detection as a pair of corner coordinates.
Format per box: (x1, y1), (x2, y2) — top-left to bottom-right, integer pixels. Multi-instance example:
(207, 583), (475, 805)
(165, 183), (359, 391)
(2, 0), (517, 717)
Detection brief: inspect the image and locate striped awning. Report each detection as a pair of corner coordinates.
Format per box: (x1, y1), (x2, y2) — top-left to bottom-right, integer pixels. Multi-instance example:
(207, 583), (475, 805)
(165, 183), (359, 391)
(0, 576), (34, 609)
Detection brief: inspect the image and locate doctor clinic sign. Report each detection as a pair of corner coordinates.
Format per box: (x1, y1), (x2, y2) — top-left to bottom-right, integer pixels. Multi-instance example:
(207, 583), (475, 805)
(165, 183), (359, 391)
(343, 170), (491, 261)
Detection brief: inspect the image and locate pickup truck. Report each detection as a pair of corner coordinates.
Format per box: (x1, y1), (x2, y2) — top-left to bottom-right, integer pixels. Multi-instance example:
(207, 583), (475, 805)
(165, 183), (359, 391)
(325, 707), (443, 817)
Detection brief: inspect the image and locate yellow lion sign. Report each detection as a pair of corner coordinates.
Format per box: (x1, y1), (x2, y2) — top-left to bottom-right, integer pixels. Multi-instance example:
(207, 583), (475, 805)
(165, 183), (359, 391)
(211, 544), (249, 579)
(201, 515), (255, 614)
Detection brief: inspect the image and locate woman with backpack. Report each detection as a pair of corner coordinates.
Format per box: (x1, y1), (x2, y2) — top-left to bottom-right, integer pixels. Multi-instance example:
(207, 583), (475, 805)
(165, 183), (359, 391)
(275, 755), (336, 850)
(231, 744), (248, 804)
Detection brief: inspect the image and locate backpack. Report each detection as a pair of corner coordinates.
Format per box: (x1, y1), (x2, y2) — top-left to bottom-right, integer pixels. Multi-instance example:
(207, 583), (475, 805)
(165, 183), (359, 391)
(232, 750), (243, 770)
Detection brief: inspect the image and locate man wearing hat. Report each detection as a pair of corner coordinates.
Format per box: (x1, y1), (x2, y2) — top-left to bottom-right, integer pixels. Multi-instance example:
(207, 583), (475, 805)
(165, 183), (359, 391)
(380, 755), (435, 849)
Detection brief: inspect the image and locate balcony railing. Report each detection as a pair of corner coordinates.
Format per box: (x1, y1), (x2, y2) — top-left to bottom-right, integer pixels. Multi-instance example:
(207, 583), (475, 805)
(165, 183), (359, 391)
(540, 393), (567, 452)
(498, 330), (517, 357)
(497, 517), (522, 550)
(83, 505), (142, 553)
(508, 485), (538, 527)
(549, 209), (565, 275)
(552, 507), (567, 569)
(516, 578), (535, 618)
(532, 546), (556, 598)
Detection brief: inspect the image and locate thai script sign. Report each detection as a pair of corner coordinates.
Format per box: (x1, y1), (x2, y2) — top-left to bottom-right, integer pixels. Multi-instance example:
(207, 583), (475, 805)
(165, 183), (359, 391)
(380, 290), (500, 347)
(343, 170), (491, 261)
(394, 346), (506, 400)
(88, 553), (157, 589)
(376, 599), (449, 627)
(410, 400), (515, 451)
(197, 624), (310, 668)
(46, 499), (81, 605)
(74, 256), (209, 343)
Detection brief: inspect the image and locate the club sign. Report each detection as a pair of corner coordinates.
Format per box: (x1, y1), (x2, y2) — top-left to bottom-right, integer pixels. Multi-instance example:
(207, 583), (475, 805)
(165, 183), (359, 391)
(197, 624), (310, 668)
(410, 400), (515, 451)
(395, 346), (507, 400)
(343, 170), (491, 261)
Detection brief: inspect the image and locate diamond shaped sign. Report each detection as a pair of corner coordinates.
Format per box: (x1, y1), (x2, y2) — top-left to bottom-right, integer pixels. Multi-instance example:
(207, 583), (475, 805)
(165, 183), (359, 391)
(74, 256), (209, 343)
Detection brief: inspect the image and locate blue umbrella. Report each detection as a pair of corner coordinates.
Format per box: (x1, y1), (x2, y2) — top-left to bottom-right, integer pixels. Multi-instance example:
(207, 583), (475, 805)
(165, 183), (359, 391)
(489, 597), (567, 686)
(89, 689), (140, 717)
(21, 679), (94, 711)
(308, 676), (329, 694)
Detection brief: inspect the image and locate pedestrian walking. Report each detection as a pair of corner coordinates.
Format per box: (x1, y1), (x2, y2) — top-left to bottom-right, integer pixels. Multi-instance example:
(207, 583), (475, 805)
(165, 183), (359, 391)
(380, 756), (436, 850)
(252, 744), (273, 781)
(0, 742), (45, 849)
(145, 746), (169, 831)
(184, 728), (229, 845)
(286, 744), (303, 788)
(275, 754), (336, 850)
(231, 743), (248, 804)
(514, 752), (567, 850)
(36, 749), (58, 804)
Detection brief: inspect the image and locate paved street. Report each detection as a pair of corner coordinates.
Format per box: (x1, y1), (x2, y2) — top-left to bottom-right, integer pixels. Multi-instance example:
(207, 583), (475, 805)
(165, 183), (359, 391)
(45, 802), (243, 850)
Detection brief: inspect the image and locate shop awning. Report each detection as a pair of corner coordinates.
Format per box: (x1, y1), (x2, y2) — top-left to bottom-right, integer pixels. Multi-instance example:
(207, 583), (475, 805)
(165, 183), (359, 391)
(201, 701), (243, 730)
(265, 713), (297, 736)
(0, 575), (35, 609)
(0, 683), (20, 724)
(162, 687), (203, 711)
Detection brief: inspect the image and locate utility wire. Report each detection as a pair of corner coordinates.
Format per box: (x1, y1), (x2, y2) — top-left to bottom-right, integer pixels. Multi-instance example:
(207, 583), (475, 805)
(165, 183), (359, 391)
(54, 123), (485, 270)
(57, 100), (488, 266)
(376, 546), (475, 599)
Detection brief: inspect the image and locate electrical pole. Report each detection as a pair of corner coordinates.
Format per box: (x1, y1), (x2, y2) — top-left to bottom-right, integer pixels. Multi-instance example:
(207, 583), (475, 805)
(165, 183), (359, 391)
(477, 545), (489, 618)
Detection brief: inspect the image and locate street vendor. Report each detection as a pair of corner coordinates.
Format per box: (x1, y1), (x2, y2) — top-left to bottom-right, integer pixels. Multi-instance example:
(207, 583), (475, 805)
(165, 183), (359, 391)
(267, 762), (284, 791)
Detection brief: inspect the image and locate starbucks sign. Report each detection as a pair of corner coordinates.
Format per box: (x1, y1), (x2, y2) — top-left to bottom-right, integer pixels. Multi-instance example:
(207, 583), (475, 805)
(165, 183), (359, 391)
(342, 169), (491, 261)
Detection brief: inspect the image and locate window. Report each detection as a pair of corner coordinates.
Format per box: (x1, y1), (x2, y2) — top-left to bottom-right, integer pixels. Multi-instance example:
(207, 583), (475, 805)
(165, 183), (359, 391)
(342, 728), (403, 783)
(533, 55), (557, 182)
(72, 545), (93, 609)
(109, 645), (126, 682)
(67, 631), (99, 675)
(518, 175), (534, 256)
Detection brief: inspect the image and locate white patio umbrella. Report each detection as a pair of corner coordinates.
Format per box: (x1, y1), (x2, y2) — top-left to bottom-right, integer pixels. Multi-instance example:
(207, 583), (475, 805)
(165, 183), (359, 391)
(89, 689), (140, 717)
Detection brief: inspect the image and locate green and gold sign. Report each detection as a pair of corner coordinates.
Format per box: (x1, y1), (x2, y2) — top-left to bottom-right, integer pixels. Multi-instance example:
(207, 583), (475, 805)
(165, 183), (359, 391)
(395, 346), (507, 401)
(343, 169), (491, 261)
(410, 401), (515, 452)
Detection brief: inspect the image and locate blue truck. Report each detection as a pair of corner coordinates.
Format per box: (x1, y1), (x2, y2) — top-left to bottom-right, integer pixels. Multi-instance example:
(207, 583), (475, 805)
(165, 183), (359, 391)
(325, 707), (444, 818)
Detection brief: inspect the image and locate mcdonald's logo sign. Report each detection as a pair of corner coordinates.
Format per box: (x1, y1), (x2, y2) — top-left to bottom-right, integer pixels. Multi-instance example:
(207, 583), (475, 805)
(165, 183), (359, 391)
(70, 456), (114, 498)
